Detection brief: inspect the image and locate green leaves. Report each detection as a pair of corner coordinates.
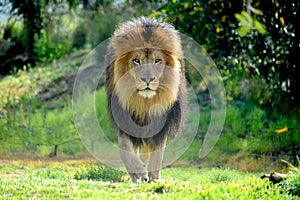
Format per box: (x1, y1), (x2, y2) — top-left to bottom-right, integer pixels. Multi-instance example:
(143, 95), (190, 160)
(235, 11), (267, 37)
(253, 18), (267, 34)
(278, 160), (300, 196)
(34, 28), (71, 62)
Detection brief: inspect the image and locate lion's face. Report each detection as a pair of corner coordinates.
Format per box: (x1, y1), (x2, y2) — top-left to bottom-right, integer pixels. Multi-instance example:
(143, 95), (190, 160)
(107, 18), (184, 119)
(129, 49), (165, 99)
(113, 48), (181, 117)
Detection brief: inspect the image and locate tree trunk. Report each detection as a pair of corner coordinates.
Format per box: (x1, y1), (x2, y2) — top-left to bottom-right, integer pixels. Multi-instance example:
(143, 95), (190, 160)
(49, 145), (58, 158)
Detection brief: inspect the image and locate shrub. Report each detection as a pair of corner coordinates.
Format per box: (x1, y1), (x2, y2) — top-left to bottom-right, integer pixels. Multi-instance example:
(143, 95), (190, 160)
(34, 29), (71, 62)
(74, 165), (126, 182)
(278, 160), (300, 197)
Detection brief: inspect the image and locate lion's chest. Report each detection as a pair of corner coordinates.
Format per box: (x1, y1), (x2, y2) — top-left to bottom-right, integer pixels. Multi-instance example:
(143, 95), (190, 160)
(128, 90), (177, 120)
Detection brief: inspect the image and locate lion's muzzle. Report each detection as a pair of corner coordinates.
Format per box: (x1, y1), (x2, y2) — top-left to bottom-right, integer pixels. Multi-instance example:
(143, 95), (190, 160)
(138, 77), (157, 98)
(136, 66), (159, 98)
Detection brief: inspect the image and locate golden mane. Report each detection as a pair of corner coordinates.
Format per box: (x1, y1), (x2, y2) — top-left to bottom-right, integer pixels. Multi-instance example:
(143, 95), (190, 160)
(106, 17), (185, 120)
(104, 17), (187, 182)
(108, 17), (183, 62)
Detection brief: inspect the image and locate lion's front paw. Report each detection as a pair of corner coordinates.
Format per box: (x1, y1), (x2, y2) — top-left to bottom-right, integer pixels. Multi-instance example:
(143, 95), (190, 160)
(129, 172), (149, 183)
(148, 170), (161, 182)
(127, 163), (149, 183)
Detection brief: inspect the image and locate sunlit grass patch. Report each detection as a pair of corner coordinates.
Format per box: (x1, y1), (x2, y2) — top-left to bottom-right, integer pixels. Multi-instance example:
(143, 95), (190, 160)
(0, 162), (297, 199)
(74, 165), (126, 182)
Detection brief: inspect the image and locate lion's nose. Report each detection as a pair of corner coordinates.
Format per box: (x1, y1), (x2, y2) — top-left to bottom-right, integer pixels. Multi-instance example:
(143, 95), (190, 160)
(141, 77), (155, 84)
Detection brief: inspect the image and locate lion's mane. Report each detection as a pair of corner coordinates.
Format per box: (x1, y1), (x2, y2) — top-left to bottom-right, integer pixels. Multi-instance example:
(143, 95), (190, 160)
(105, 17), (187, 145)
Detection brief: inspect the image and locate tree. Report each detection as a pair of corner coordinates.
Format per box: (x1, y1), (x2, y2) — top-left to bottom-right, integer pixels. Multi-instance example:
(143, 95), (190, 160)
(153, 0), (300, 108)
(253, 0), (300, 107)
(10, 0), (43, 64)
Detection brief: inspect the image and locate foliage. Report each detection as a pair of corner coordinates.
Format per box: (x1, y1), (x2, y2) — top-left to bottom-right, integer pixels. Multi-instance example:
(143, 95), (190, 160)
(0, 94), (83, 154)
(281, 173), (300, 197)
(0, 47), (299, 169)
(81, 9), (122, 47)
(278, 159), (300, 197)
(10, 0), (43, 58)
(152, 0), (300, 107)
(1, 0), (157, 74)
(0, 51), (87, 154)
(33, 28), (71, 62)
(191, 101), (300, 171)
(74, 165), (126, 182)
(2, 0), (300, 107)
(235, 10), (266, 37)
(217, 103), (300, 155)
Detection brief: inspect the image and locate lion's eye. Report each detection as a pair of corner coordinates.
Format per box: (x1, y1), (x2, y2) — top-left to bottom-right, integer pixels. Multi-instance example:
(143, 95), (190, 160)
(133, 58), (140, 65)
(155, 59), (162, 64)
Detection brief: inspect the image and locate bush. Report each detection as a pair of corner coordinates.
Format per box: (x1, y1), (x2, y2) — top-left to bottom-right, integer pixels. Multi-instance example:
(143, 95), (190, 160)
(152, 0), (299, 107)
(278, 160), (300, 197)
(34, 29), (71, 62)
(74, 165), (126, 182)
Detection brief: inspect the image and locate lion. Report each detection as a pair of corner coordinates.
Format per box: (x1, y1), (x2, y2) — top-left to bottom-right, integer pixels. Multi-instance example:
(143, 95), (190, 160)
(105, 17), (187, 182)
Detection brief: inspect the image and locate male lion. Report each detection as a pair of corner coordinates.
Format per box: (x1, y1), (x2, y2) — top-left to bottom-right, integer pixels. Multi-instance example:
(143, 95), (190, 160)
(105, 17), (187, 182)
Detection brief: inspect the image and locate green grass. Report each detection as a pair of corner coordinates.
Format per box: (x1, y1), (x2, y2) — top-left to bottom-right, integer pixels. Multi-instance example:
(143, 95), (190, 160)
(0, 161), (298, 199)
(0, 50), (88, 110)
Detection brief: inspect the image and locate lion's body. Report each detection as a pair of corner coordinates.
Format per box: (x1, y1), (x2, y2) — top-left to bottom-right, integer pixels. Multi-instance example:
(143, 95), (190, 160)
(105, 17), (187, 182)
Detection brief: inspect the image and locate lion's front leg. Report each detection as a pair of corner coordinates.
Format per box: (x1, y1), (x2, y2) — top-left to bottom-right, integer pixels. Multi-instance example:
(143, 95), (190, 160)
(148, 137), (167, 181)
(118, 131), (149, 182)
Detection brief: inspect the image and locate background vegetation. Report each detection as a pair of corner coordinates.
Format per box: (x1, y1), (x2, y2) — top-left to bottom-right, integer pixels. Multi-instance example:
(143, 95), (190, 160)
(0, 0), (299, 197)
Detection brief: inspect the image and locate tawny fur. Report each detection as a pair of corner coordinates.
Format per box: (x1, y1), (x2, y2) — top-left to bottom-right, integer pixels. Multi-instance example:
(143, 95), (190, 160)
(105, 17), (187, 182)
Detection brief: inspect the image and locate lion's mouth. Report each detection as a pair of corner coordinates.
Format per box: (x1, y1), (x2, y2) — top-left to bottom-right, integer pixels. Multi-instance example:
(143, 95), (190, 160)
(138, 88), (157, 99)
(138, 85), (155, 91)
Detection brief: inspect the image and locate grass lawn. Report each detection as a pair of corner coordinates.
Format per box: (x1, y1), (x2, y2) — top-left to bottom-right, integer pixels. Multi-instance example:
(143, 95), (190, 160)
(0, 159), (296, 199)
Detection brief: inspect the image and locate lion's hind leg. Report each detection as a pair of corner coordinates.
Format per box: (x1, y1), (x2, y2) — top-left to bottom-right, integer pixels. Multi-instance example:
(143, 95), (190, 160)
(118, 131), (149, 182)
